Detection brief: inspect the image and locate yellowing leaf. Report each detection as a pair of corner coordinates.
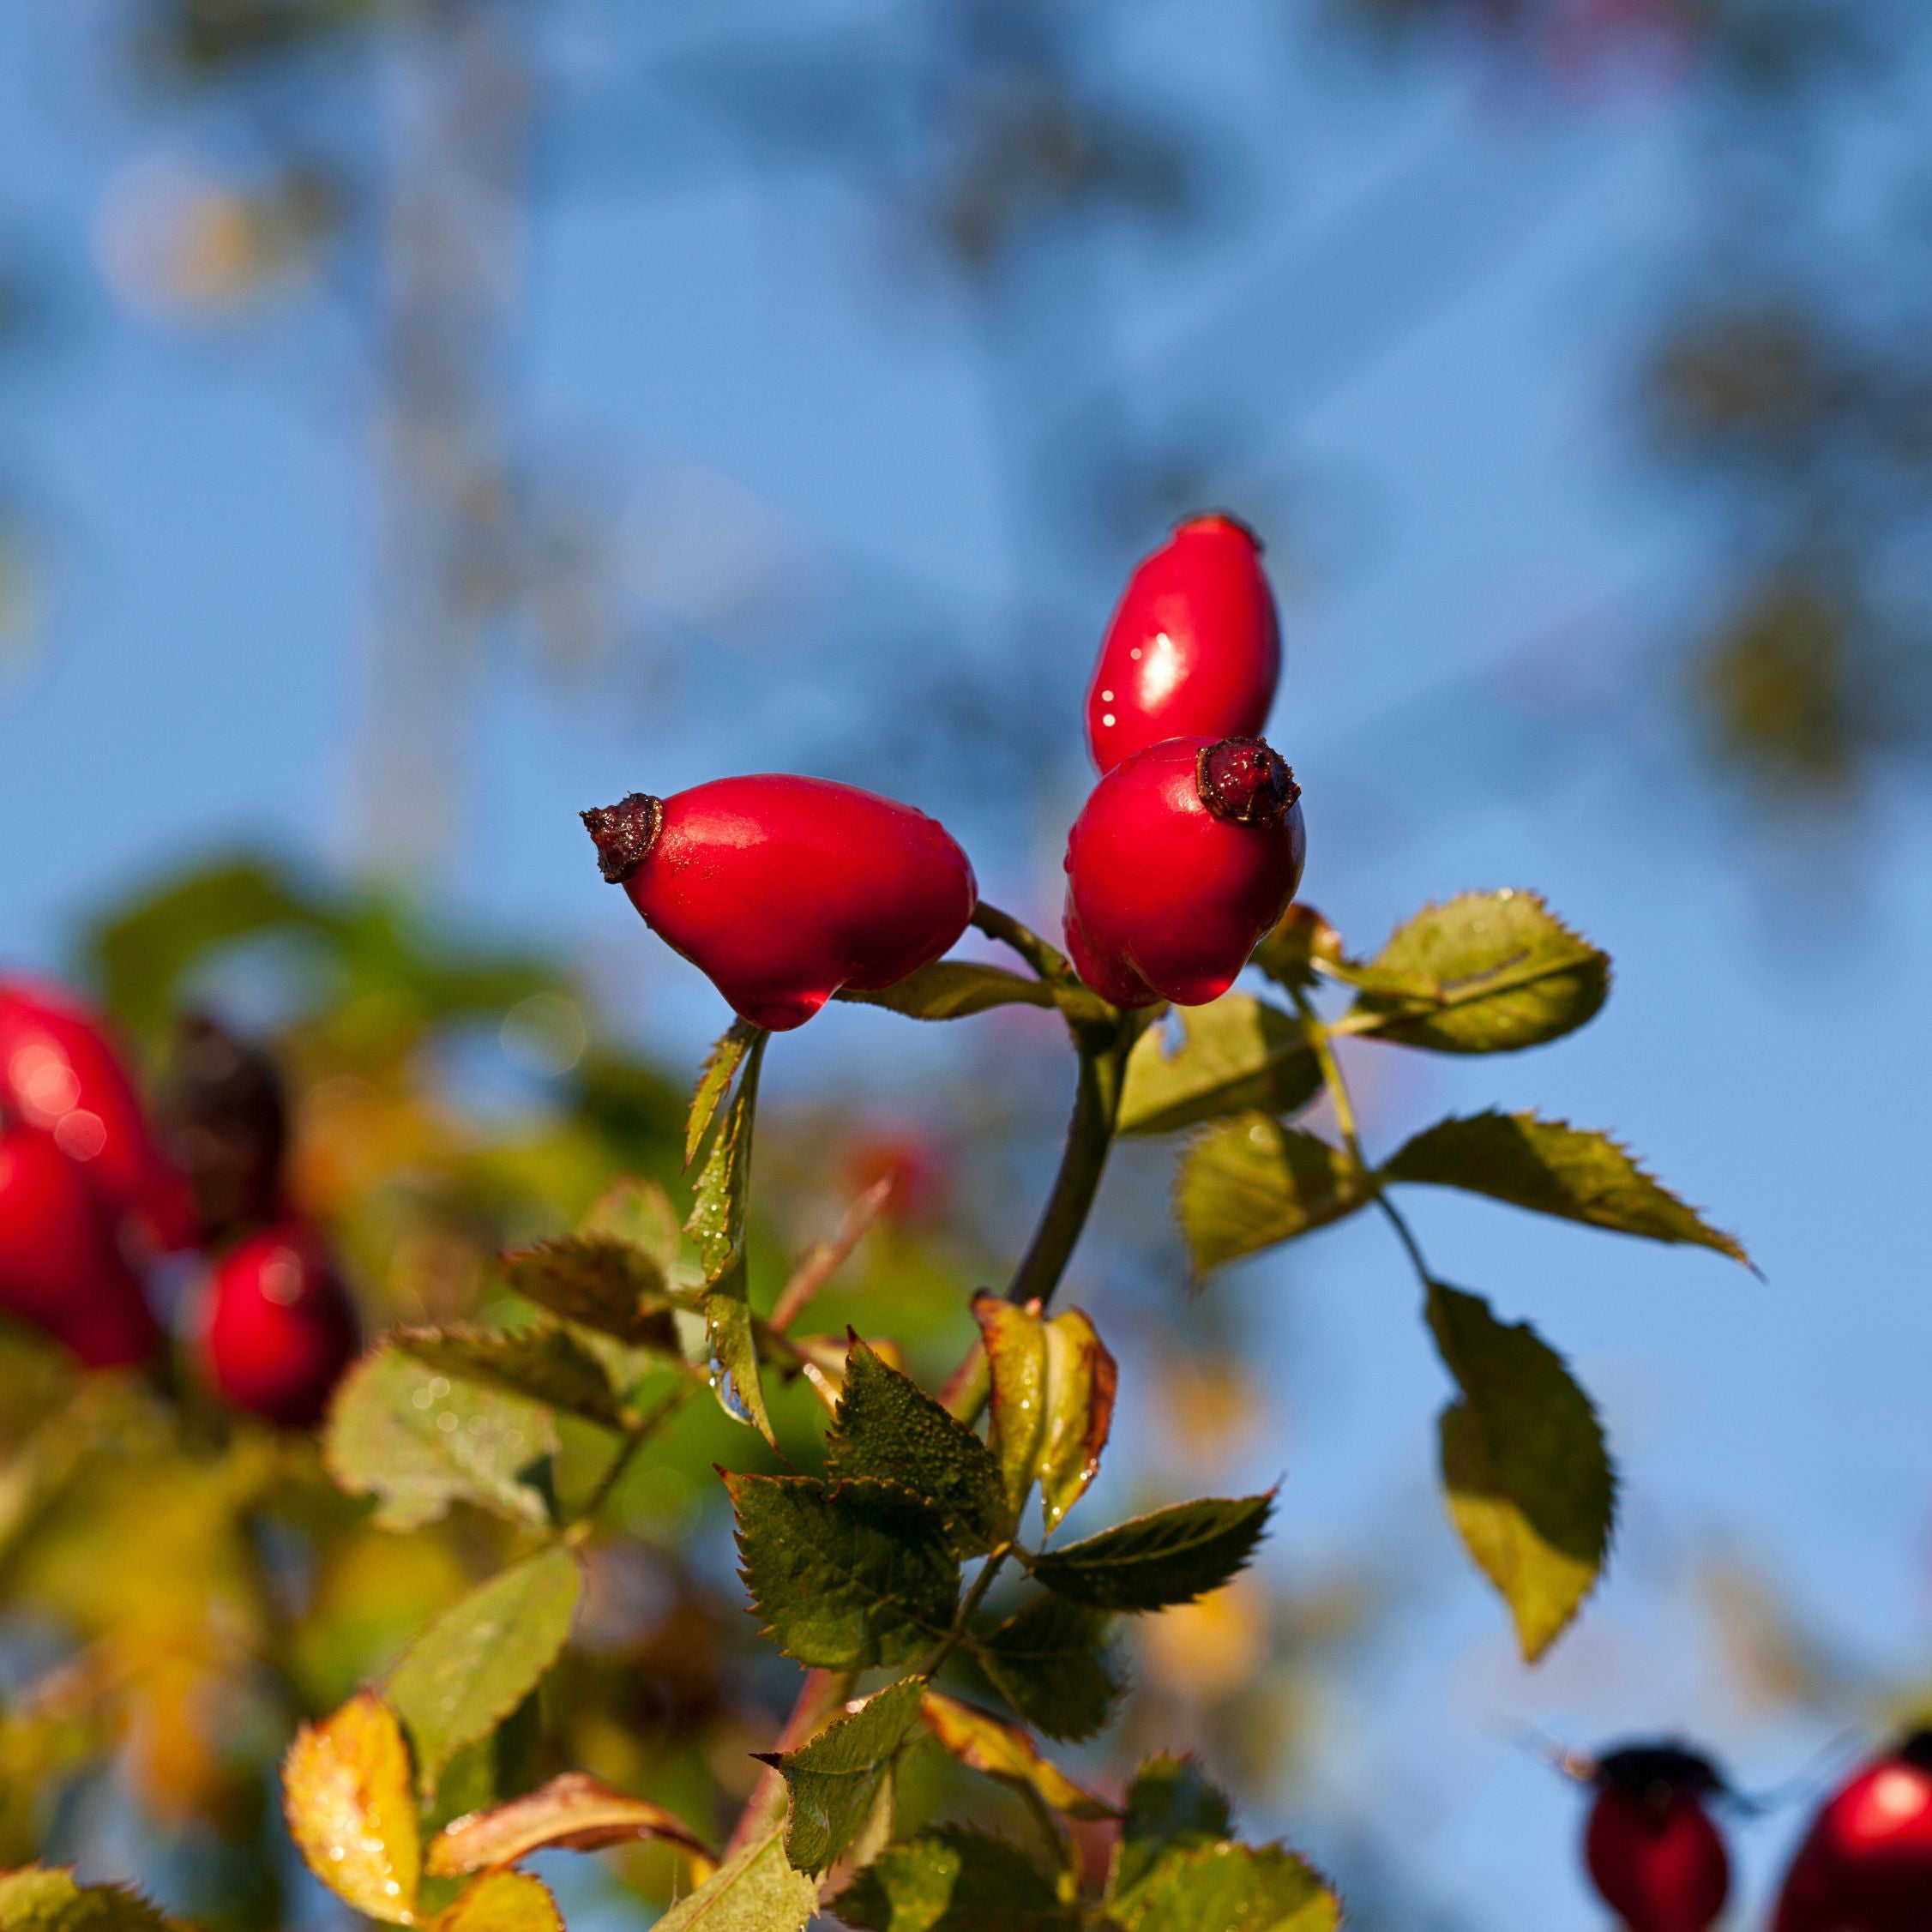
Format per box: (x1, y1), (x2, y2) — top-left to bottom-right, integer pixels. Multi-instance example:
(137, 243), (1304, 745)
(282, 1690), (421, 1923)
(428, 1771), (715, 1879)
(918, 1692), (1114, 1819)
(1427, 1283), (1616, 1662)
(971, 1296), (1117, 1533)
(432, 1871), (563, 1932)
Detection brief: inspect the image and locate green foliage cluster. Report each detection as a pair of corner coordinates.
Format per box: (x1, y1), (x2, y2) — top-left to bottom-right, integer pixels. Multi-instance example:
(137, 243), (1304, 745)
(0, 858), (1748, 1931)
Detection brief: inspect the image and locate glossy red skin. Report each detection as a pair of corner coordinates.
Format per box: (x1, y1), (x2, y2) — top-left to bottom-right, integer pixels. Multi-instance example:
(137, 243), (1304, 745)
(203, 1224), (360, 1429)
(0, 978), (196, 1250)
(1773, 1748), (1932, 1932)
(1086, 515), (1281, 773)
(1062, 737), (1305, 1008)
(1586, 1787), (1730, 1932)
(0, 1127), (160, 1368)
(620, 776), (978, 1032)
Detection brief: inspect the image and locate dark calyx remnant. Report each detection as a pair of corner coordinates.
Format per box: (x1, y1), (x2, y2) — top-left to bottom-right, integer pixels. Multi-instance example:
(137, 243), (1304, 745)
(582, 792), (665, 885)
(1899, 1730), (1932, 1773)
(1595, 1743), (1728, 1815)
(1196, 737), (1299, 827)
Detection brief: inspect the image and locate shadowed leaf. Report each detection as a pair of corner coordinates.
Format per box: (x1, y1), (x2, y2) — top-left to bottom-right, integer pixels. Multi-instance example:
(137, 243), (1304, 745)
(729, 1472), (960, 1669)
(975, 1593), (1123, 1743)
(395, 1325), (625, 1430)
(1119, 998), (1321, 1137)
(1349, 890), (1609, 1053)
(832, 1827), (1076, 1931)
(1177, 1116), (1369, 1275)
(1427, 1282), (1616, 1661)
(1110, 1755), (1233, 1897)
(825, 1339), (1010, 1556)
(498, 1239), (678, 1351)
(324, 1345), (557, 1532)
(1386, 1112), (1749, 1264)
(388, 1547), (582, 1803)
(1031, 1495), (1273, 1611)
(281, 1691), (420, 1923)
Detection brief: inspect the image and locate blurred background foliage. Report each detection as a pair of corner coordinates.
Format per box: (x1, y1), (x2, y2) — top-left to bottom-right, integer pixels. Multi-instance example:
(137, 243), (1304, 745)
(3, 0), (1931, 1928)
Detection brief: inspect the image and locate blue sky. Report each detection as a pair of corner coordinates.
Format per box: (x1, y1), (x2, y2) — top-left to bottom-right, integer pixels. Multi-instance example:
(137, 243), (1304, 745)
(3, 3), (1929, 1924)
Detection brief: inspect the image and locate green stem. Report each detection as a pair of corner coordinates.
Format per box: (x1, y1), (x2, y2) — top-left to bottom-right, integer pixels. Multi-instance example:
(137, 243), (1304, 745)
(918, 1539), (1014, 1680)
(566, 1376), (701, 1540)
(1005, 1018), (1135, 1308)
(971, 900), (1077, 985)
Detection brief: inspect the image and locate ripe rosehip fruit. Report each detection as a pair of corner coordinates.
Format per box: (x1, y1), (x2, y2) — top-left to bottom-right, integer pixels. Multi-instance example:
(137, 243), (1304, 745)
(0, 1126), (160, 1368)
(1086, 514), (1281, 773)
(202, 1224), (359, 1428)
(1062, 735), (1305, 1008)
(1582, 1744), (1731, 1932)
(1772, 1730), (1932, 1932)
(583, 776), (978, 1032)
(0, 978), (196, 1250)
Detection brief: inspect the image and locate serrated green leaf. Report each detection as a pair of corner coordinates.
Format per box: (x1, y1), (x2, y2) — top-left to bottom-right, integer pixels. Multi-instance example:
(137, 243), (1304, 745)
(688, 1030), (774, 1445)
(1427, 1282), (1616, 1662)
(824, 1339), (1011, 1557)
(653, 1823), (817, 1932)
(972, 1296), (1116, 1534)
(1177, 1116), (1370, 1276)
(1030, 1494), (1273, 1611)
(1385, 1112), (1749, 1265)
(580, 1175), (683, 1275)
(1348, 890), (1609, 1053)
(388, 1547), (582, 1803)
(831, 1827), (1076, 1931)
(498, 1238), (679, 1351)
(1118, 998), (1321, 1138)
(1113, 1845), (1339, 1932)
(975, 1593), (1123, 1743)
(836, 960), (1057, 1020)
(755, 1676), (924, 1876)
(729, 1473), (960, 1669)
(0, 1869), (179, 1932)
(395, 1324), (626, 1429)
(918, 1691), (1112, 1818)
(324, 1344), (557, 1532)
(1110, 1754), (1233, 1898)
(686, 1020), (758, 1167)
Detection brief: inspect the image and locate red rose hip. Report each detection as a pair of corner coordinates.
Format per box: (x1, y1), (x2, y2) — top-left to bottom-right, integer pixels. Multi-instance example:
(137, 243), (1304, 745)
(584, 775), (978, 1032)
(1582, 1744), (1731, 1932)
(1772, 1730), (1932, 1932)
(0, 1125), (160, 1368)
(1063, 735), (1305, 1008)
(202, 1223), (360, 1428)
(1086, 514), (1281, 773)
(0, 977), (196, 1251)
